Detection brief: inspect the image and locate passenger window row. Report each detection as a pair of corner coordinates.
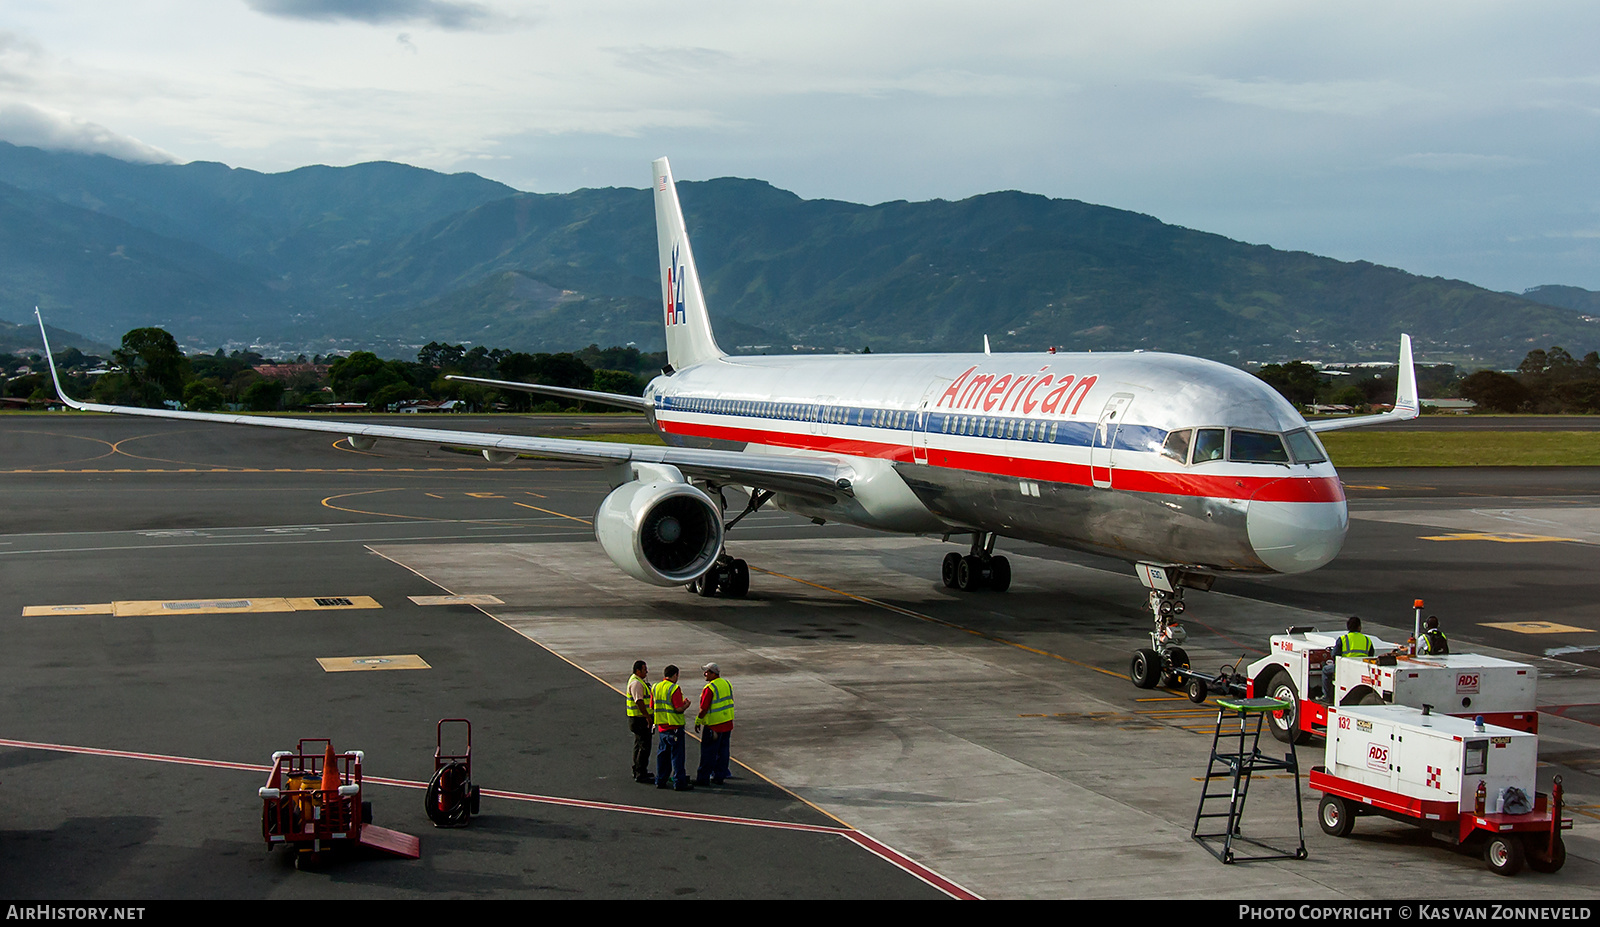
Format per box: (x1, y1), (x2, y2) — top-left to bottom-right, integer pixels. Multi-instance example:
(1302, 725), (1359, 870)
(674, 396), (897, 427)
(671, 395), (1075, 444)
(940, 414), (1060, 444)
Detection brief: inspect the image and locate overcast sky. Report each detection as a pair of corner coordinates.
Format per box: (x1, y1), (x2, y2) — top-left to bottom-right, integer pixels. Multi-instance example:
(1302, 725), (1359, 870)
(3, 1), (1598, 292)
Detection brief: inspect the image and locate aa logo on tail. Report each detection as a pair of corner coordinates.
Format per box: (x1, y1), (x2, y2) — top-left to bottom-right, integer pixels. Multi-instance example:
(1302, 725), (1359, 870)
(665, 244), (686, 326)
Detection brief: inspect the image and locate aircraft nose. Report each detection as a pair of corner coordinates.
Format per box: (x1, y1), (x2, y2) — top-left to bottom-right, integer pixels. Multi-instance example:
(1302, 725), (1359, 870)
(1246, 495), (1348, 574)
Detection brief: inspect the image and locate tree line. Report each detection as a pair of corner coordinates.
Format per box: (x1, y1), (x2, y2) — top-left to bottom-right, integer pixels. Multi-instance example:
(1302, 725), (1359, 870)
(8, 328), (1595, 416)
(1, 326), (667, 413)
(1457, 347), (1600, 413)
(1255, 346), (1600, 414)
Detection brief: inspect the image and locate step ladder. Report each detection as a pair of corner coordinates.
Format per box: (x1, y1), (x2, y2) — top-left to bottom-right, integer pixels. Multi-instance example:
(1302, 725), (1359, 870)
(1192, 696), (1307, 864)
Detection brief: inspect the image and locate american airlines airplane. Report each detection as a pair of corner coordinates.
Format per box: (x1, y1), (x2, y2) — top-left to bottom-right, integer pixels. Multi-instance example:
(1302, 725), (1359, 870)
(37, 157), (1419, 687)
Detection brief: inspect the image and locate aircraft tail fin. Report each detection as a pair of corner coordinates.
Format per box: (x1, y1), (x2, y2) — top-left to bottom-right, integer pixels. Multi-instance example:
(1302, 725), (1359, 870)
(653, 158), (724, 370)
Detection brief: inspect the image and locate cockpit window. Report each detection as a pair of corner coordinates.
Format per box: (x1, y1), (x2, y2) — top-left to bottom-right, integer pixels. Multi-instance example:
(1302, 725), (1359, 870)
(1284, 428), (1328, 464)
(1161, 429), (1192, 465)
(1193, 428), (1226, 464)
(1230, 430), (1290, 463)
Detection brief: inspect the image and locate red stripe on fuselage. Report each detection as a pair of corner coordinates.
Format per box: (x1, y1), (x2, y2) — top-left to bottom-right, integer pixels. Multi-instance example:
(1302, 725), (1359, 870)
(666, 418), (913, 461)
(657, 417), (1344, 504)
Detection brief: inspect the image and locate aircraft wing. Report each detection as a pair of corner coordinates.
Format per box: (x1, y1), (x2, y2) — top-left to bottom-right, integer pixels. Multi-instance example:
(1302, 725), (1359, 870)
(442, 374), (652, 412)
(35, 313), (851, 503)
(1307, 334), (1421, 433)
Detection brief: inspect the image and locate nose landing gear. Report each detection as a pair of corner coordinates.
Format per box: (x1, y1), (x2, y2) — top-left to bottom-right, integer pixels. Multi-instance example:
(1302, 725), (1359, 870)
(1129, 564), (1213, 690)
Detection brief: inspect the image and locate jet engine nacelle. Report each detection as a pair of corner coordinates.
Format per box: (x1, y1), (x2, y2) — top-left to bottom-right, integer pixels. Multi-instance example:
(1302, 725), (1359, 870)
(594, 479), (724, 586)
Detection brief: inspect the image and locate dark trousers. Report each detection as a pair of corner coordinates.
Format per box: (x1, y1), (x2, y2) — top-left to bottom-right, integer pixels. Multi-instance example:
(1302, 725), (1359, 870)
(696, 727), (732, 782)
(629, 715), (653, 779)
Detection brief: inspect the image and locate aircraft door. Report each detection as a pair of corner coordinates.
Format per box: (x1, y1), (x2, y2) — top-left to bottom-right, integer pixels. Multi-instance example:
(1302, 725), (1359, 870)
(812, 398), (835, 436)
(913, 379), (948, 465)
(1090, 393), (1134, 489)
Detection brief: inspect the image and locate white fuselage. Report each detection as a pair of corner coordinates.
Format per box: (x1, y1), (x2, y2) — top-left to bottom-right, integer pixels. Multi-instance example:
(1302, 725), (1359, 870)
(644, 348), (1348, 576)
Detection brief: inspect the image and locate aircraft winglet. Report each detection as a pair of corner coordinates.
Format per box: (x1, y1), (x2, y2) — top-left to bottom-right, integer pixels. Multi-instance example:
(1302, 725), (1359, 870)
(1307, 334), (1420, 433)
(35, 308), (89, 411)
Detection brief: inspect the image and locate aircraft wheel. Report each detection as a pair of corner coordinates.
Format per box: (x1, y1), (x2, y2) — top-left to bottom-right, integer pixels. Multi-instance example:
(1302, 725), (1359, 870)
(1318, 794), (1355, 838)
(696, 570), (720, 597)
(1528, 833), (1566, 873)
(1484, 834), (1526, 876)
(1160, 646), (1189, 689)
(989, 556), (1011, 592)
(1130, 648), (1161, 689)
(956, 556), (984, 591)
(1264, 673), (1311, 745)
(725, 560), (751, 598)
(941, 552), (961, 589)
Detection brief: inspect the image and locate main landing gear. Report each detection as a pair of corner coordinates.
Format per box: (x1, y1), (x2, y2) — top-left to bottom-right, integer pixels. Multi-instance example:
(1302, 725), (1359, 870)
(685, 488), (768, 599)
(941, 532), (1011, 593)
(687, 555), (751, 598)
(1129, 564), (1214, 691)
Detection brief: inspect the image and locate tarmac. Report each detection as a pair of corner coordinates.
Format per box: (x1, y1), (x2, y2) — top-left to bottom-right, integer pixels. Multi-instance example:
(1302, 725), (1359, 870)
(1, 414), (1596, 899)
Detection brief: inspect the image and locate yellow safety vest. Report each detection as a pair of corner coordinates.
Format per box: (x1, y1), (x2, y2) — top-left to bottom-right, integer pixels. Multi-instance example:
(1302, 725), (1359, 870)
(652, 679), (685, 727)
(1338, 631), (1374, 658)
(626, 674), (648, 717)
(703, 677), (735, 727)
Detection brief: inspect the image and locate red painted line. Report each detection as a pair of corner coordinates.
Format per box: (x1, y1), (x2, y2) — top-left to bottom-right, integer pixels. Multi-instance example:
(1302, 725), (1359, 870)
(473, 786), (847, 833)
(0, 738), (270, 772)
(661, 418), (1343, 503)
(0, 737), (977, 899)
(841, 830), (983, 900)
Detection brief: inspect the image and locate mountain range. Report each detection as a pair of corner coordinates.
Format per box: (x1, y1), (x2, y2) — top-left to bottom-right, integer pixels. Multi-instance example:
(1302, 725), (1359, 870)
(1, 140), (1595, 368)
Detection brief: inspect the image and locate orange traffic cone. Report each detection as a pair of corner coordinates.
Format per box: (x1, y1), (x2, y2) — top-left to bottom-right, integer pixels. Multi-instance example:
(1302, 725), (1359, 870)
(320, 743), (339, 792)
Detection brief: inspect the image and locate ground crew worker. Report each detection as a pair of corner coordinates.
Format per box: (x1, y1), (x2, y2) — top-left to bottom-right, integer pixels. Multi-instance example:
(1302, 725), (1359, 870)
(1418, 615), (1450, 656)
(626, 660), (654, 784)
(1322, 615), (1375, 701)
(694, 663), (735, 785)
(652, 665), (694, 791)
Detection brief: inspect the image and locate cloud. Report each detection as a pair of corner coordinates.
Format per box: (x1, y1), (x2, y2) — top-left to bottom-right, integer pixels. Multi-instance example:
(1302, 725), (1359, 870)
(244, 0), (502, 31)
(0, 30), (44, 89)
(1391, 152), (1539, 172)
(607, 46), (739, 79)
(1187, 75), (1441, 116)
(0, 103), (177, 163)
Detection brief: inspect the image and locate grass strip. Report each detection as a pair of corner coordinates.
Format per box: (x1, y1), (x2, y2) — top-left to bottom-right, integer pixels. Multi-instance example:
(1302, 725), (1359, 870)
(1319, 431), (1600, 467)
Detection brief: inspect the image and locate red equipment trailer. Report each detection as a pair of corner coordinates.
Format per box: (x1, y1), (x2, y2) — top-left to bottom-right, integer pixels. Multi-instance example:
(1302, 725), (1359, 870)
(259, 739), (420, 867)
